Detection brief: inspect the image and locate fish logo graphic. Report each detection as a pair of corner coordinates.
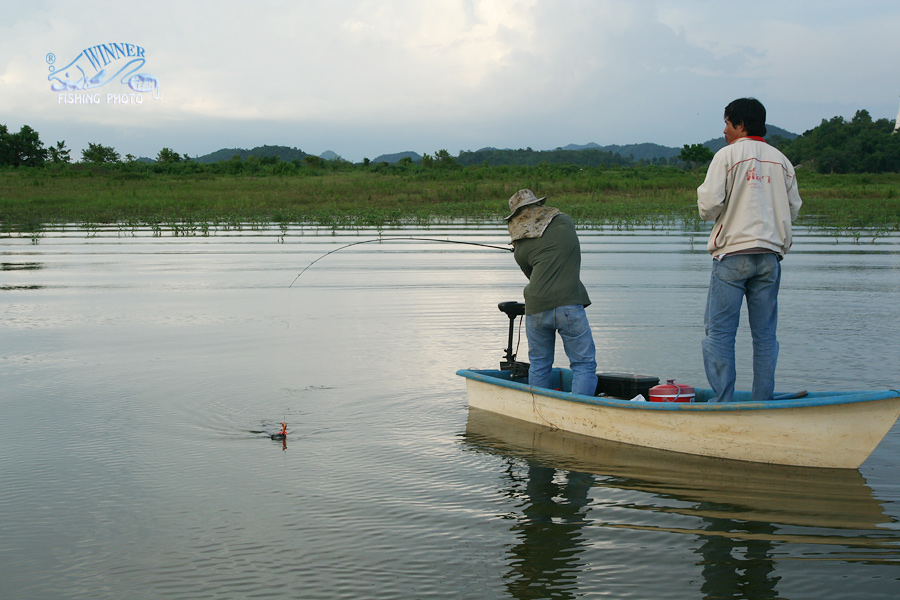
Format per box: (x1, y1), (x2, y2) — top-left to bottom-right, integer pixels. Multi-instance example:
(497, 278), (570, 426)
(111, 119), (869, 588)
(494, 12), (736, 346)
(47, 43), (162, 99)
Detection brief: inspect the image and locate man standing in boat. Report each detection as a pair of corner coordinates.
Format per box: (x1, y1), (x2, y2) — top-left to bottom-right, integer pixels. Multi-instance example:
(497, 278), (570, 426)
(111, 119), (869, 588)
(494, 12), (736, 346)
(506, 189), (598, 396)
(698, 98), (802, 403)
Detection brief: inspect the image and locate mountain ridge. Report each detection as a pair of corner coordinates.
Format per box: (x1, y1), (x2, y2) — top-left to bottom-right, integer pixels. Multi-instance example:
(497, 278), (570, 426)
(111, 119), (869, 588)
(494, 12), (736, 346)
(188, 125), (799, 164)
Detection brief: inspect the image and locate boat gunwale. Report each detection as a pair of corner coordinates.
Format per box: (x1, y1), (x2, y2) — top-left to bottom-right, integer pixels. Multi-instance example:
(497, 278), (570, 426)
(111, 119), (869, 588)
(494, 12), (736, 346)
(456, 368), (900, 411)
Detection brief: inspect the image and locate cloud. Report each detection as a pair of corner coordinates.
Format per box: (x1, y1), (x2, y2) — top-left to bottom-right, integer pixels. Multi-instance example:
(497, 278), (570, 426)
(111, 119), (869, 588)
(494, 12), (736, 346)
(1, 0), (897, 160)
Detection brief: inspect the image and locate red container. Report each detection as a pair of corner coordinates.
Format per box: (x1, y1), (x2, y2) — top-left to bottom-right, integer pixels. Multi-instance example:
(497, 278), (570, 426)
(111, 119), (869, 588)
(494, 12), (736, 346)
(648, 379), (695, 403)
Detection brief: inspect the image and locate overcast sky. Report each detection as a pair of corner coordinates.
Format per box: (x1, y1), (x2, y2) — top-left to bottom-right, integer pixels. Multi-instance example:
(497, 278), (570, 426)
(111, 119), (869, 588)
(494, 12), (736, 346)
(2, 0), (898, 161)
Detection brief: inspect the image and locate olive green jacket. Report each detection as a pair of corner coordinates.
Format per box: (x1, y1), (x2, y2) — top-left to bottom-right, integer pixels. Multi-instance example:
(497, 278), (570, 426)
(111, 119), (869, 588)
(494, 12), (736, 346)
(513, 213), (591, 315)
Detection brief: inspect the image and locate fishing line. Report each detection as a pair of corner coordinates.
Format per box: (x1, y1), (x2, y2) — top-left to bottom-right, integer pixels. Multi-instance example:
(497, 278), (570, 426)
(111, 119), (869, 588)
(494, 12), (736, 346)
(288, 235), (513, 288)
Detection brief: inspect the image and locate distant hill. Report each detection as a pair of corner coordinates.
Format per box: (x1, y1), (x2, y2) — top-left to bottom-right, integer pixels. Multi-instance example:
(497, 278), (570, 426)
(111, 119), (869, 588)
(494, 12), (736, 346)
(189, 125), (799, 166)
(700, 124), (799, 153)
(371, 150), (422, 164)
(561, 125), (799, 160)
(195, 145), (309, 164)
(561, 142), (682, 161)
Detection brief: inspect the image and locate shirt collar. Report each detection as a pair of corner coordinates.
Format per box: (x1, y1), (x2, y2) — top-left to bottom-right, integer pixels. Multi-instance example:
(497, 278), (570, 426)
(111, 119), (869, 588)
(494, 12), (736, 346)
(731, 135), (767, 144)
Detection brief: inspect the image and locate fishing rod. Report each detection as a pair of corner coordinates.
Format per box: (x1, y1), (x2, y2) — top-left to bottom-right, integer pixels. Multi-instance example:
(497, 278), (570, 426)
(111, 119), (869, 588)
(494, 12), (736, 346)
(288, 235), (513, 288)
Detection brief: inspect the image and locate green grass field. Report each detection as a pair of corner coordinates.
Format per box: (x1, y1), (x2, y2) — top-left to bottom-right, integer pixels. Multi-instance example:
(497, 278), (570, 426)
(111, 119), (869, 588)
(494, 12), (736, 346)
(2, 164), (898, 233)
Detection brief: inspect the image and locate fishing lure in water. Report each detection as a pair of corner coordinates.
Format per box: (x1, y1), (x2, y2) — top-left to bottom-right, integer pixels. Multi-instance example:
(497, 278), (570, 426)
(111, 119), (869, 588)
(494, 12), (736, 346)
(270, 421), (287, 441)
(288, 236), (512, 288)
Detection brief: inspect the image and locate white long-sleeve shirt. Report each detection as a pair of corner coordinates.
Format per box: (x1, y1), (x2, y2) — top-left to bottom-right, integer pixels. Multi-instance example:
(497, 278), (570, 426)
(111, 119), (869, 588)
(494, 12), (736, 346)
(697, 137), (802, 257)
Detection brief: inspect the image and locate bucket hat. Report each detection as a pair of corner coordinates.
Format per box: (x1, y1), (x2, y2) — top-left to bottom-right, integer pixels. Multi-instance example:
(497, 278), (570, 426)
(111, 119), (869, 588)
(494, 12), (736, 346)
(505, 189), (546, 220)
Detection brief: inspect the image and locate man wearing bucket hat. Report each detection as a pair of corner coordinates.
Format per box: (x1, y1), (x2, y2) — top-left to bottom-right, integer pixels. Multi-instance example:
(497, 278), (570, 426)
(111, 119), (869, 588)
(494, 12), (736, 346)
(506, 189), (598, 396)
(698, 98), (802, 403)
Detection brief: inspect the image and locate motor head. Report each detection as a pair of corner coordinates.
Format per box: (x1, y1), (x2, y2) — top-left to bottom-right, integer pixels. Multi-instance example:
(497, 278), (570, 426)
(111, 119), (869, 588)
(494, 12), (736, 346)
(497, 301), (529, 377)
(498, 301), (525, 318)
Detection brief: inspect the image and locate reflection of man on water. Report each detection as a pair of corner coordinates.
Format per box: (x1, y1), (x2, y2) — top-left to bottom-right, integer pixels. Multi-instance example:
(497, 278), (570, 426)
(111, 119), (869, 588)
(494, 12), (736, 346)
(468, 407), (890, 599)
(694, 512), (780, 599)
(504, 463), (594, 599)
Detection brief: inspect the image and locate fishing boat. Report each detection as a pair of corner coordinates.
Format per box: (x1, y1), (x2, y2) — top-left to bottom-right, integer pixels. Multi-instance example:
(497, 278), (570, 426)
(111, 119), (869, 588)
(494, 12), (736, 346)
(457, 302), (900, 469)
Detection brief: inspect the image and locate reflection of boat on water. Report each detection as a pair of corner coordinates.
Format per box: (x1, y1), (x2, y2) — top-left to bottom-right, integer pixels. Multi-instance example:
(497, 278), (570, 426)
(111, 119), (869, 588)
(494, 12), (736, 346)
(463, 407), (893, 531)
(464, 408), (898, 600)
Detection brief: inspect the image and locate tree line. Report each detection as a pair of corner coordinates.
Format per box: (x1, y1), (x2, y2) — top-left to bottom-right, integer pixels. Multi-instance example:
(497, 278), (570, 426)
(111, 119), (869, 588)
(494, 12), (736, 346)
(774, 110), (900, 174)
(2, 109), (897, 173)
(456, 147), (651, 167)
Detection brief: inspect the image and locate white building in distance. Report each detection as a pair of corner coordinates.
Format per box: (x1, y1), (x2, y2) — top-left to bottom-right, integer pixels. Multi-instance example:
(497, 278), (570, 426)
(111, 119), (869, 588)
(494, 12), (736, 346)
(895, 96), (900, 133)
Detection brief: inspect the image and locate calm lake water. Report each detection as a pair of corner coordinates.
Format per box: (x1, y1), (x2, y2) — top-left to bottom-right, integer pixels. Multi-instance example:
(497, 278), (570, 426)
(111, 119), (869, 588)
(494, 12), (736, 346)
(2, 222), (899, 599)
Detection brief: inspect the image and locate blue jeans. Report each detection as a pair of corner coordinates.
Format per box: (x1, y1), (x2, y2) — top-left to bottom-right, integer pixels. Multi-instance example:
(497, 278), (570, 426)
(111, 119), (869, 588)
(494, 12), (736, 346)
(526, 305), (598, 396)
(702, 253), (781, 403)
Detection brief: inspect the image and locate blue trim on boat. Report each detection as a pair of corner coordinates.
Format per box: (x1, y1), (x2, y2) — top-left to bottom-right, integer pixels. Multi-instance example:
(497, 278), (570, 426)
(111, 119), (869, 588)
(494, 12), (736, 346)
(456, 368), (900, 411)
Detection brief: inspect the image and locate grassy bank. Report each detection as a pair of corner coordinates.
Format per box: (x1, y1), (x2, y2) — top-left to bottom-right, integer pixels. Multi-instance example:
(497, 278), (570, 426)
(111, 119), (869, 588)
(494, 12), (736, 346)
(2, 164), (898, 232)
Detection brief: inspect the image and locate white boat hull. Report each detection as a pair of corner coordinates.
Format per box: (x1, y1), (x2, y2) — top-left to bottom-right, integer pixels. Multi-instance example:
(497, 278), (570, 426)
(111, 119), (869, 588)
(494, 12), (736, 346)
(459, 369), (900, 469)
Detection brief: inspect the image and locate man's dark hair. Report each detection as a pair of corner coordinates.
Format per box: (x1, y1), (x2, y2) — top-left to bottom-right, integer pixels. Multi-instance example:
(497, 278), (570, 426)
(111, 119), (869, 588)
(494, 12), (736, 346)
(724, 98), (767, 137)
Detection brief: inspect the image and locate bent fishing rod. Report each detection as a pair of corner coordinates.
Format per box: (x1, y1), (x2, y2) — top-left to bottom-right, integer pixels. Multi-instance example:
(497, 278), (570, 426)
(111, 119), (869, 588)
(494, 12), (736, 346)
(288, 235), (513, 288)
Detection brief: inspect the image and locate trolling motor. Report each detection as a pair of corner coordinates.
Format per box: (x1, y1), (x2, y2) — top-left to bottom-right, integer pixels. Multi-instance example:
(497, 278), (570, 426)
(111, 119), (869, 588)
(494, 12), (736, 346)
(498, 301), (529, 378)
